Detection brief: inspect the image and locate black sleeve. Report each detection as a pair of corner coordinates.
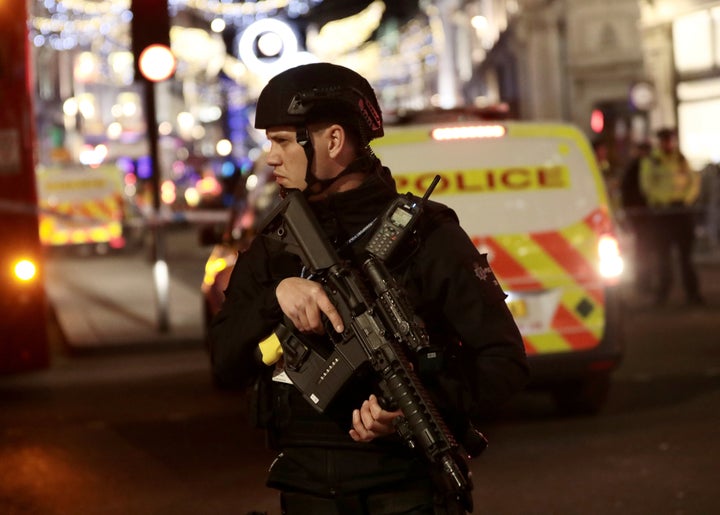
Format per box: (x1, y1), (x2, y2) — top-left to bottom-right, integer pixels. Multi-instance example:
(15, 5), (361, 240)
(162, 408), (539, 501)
(208, 236), (299, 389)
(413, 215), (530, 421)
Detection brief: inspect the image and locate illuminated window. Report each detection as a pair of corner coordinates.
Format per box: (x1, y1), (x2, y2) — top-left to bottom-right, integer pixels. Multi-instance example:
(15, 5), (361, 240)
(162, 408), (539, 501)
(713, 7), (720, 66)
(673, 10), (713, 73)
(677, 79), (720, 169)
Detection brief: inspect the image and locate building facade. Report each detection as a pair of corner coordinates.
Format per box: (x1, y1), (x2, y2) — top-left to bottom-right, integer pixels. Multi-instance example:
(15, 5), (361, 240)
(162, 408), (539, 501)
(469, 0), (719, 169)
(398, 0), (648, 167)
(640, 0), (720, 169)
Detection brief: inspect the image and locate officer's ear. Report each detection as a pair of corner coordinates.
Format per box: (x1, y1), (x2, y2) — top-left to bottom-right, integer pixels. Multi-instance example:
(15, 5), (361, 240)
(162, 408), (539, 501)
(325, 123), (345, 159)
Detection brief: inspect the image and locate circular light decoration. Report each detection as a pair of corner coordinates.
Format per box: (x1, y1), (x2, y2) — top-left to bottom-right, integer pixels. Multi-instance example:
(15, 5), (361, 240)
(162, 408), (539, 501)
(216, 139), (233, 157)
(210, 18), (226, 33)
(238, 18), (299, 76)
(257, 31), (284, 58)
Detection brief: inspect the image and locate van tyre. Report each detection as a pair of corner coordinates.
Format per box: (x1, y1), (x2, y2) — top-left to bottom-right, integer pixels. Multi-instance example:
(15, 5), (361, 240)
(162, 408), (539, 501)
(552, 372), (611, 415)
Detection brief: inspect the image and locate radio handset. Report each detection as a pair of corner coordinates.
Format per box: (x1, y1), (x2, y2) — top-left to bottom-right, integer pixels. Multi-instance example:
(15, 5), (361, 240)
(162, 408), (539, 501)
(365, 175), (440, 261)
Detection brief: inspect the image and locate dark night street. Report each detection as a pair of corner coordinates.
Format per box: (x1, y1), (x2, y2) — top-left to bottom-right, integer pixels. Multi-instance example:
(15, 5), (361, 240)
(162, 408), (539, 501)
(3, 2), (719, 514)
(1, 227), (719, 515)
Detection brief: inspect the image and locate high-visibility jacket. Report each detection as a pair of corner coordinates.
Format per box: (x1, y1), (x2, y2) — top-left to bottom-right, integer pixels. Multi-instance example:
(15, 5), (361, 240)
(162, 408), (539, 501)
(640, 149), (700, 207)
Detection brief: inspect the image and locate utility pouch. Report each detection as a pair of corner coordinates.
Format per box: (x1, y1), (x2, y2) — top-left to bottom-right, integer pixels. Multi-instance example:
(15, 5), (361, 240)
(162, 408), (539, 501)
(250, 368), (292, 431)
(249, 372), (273, 430)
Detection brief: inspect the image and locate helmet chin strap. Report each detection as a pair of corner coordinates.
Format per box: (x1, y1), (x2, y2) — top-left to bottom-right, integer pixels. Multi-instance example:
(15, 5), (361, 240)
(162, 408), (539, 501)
(294, 126), (355, 197)
(295, 127), (316, 189)
(278, 127), (314, 199)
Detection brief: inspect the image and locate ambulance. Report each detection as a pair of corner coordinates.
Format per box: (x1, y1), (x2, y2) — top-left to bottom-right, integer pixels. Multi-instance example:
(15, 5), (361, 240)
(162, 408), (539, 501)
(371, 116), (625, 414)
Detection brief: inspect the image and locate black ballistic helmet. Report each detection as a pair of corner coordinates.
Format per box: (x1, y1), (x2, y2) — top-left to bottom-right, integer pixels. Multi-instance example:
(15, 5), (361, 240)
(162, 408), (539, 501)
(254, 62), (384, 145)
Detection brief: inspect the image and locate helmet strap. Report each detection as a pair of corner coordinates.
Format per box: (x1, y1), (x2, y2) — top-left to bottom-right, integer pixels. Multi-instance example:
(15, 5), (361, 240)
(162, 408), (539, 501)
(295, 126), (340, 197)
(294, 127), (375, 197)
(295, 126), (318, 188)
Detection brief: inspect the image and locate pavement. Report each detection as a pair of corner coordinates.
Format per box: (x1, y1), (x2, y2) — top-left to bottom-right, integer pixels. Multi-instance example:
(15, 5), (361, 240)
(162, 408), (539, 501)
(44, 225), (207, 351)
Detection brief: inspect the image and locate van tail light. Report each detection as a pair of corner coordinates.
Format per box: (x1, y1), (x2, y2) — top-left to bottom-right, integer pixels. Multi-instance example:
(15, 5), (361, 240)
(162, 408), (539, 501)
(598, 233), (624, 283)
(431, 124), (506, 141)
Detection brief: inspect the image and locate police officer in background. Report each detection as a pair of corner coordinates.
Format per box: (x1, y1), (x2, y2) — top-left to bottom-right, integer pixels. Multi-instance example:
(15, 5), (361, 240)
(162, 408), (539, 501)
(209, 63), (529, 514)
(640, 127), (704, 306)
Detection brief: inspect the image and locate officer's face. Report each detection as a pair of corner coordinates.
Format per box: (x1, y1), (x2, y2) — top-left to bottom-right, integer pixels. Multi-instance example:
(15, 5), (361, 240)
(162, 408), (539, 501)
(265, 126), (309, 191)
(659, 135), (677, 154)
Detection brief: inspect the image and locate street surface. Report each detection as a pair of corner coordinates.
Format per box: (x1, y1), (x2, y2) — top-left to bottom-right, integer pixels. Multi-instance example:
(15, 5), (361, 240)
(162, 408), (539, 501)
(1, 225), (719, 515)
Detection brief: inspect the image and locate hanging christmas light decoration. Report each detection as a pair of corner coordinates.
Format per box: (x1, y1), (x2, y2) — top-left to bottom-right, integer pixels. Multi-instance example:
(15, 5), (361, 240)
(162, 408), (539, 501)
(31, 0), (327, 52)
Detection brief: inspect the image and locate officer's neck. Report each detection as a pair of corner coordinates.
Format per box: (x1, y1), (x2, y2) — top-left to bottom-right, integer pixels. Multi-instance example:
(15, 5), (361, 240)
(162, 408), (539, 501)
(307, 172), (366, 201)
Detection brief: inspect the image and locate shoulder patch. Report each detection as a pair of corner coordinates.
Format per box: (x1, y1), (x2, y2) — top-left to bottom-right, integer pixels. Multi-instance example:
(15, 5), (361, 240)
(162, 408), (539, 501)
(473, 261), (499, 287)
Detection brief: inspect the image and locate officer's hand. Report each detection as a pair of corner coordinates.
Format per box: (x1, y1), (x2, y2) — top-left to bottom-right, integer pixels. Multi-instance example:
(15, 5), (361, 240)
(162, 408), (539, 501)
(349, 394), (402, 442)
(276, 277), (344, 334)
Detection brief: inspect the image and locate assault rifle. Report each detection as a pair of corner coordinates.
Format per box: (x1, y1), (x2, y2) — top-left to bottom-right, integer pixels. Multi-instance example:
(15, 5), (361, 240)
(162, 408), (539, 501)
(261, 178), (478, 512)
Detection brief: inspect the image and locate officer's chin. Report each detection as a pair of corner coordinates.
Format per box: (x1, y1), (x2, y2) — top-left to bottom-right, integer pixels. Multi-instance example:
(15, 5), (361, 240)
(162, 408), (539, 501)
(280, 182), (308, 199)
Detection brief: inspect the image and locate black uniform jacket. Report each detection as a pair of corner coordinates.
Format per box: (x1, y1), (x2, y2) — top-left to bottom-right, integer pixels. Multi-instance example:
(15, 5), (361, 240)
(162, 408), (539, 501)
(209, 161), (529, 494)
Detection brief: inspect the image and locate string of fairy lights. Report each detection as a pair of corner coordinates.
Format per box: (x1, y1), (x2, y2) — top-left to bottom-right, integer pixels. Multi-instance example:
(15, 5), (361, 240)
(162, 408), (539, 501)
(30, 1), (509, 115)
(30, 0), (325, 51)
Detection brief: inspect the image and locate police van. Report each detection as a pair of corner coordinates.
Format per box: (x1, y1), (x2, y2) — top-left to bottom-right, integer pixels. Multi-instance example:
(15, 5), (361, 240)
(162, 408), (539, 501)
(35, 164), (127, 252)
(371, 115), (625, 414)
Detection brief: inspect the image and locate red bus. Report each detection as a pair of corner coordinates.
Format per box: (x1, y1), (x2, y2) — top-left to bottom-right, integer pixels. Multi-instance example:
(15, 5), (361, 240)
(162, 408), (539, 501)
(0, 0), (50, 373)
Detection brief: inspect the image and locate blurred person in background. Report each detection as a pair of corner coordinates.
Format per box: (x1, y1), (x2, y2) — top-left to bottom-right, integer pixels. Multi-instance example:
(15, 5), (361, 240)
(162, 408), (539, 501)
(593, 139), (621, 215)
(640, 128), (704, 306)
(620, 141), (653, 293)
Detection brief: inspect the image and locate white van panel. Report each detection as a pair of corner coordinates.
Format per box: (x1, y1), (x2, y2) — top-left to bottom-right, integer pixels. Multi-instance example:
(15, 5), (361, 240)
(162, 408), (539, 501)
(375, 125), (602, 235)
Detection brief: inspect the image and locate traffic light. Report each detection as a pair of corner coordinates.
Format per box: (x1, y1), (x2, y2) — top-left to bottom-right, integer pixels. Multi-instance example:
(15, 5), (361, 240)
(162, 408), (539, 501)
(131, 0), (176, 82)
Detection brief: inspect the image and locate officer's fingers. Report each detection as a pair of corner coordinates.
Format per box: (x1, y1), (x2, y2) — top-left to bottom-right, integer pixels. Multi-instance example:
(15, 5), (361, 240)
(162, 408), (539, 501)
(349, 428), (361, 442)
(276, 278), (310, 319)
(350, 408), (376, 442)
(367, 394), (385, 418)
(368, 394), (402, 423)
(293, 282), (335, 334)
(316, 294), (344, 334)
(360, 401), (386, 434)
(291, 310), (311, 333)
(276, 279), (324, 333)
(302, 303), (325, 334)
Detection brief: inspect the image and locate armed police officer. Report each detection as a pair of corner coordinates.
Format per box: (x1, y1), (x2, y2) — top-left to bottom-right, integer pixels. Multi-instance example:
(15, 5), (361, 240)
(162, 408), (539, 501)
(209, 62), (529, 514)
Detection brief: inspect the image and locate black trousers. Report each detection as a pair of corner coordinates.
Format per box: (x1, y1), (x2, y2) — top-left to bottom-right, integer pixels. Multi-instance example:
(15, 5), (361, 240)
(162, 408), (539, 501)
(279, 483), (467, 515)
(627, 210), (655, 290)
(650, 207), (700, 301)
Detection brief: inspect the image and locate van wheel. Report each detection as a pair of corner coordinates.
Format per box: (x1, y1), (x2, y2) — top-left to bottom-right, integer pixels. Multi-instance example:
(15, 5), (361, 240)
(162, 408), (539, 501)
(552, 372), (611, 416)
